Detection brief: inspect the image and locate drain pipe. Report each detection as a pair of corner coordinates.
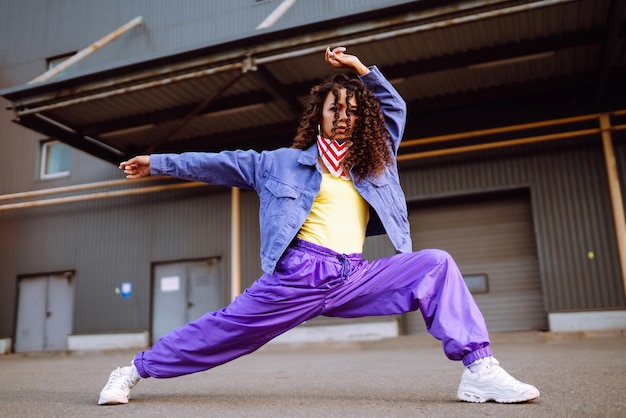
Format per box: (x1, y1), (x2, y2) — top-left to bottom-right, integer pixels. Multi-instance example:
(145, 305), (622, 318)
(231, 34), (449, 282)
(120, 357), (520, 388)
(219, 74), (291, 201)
(231, 187), (242, 300)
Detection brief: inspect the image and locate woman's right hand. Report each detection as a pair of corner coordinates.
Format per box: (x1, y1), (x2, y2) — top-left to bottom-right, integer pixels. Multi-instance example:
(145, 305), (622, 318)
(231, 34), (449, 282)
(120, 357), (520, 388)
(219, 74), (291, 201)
(119, 155), (151, 179)
(325, 46), (370, 76)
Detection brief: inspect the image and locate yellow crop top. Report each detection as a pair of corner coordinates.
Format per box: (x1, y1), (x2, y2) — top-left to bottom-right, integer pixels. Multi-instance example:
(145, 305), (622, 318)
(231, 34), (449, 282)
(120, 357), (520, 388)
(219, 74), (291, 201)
(297, 173), (369, 254)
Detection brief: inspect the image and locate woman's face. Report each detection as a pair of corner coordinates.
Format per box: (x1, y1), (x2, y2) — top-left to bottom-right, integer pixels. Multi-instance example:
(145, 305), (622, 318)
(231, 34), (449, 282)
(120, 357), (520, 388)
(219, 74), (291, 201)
(320, 88), (358, 142)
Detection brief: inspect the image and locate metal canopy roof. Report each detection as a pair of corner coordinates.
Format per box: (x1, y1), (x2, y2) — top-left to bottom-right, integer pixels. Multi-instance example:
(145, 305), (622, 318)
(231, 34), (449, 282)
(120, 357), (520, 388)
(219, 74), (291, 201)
(2, 0), (625, 165)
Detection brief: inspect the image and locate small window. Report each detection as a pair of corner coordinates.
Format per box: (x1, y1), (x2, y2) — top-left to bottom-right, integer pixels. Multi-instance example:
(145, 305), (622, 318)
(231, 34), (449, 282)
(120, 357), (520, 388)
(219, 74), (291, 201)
(46, 53), (78, 80)
(463, 274), (489, 294)
(40, 140), (71, 179)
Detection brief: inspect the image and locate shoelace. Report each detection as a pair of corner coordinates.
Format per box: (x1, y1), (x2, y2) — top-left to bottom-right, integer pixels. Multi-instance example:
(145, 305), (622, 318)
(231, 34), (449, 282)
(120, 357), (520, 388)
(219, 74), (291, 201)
(103, 367), (132, 390)
(484, 361), (528, 389)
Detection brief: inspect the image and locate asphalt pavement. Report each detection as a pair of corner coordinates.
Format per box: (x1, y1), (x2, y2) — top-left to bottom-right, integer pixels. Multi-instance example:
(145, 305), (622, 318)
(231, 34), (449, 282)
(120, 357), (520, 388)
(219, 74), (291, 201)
(0, 331), (624, 417)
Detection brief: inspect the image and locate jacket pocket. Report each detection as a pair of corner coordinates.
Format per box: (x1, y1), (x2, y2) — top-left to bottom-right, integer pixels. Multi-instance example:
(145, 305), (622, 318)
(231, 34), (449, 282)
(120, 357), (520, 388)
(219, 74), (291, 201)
(264, 179), (300, 199)
(261, 178), (301, 220)
(365, 172), (408, 218)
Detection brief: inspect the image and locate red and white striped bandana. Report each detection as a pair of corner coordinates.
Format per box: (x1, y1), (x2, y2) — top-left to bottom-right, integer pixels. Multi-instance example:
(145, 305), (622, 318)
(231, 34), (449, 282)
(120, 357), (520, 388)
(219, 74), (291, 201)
(317, 135), (351, 180)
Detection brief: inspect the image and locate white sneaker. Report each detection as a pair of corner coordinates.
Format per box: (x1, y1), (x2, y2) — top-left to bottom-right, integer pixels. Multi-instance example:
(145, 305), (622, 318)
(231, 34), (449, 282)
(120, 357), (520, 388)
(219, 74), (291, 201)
(457, 358), (540, 403)
(98, 365), (141, 405)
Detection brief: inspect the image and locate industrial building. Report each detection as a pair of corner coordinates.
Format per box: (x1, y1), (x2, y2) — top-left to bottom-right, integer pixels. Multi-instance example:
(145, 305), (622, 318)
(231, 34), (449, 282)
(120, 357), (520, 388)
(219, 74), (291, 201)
(0, 0), (624, 353)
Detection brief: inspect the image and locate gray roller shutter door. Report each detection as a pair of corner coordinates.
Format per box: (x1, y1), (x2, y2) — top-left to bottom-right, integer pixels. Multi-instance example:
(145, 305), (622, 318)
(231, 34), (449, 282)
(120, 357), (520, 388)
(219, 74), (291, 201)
(404, 194), (548, 334)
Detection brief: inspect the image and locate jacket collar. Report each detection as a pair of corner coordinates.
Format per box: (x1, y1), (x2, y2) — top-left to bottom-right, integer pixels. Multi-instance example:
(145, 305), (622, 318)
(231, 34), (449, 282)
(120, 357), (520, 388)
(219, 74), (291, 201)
(297, 144), (319, 167)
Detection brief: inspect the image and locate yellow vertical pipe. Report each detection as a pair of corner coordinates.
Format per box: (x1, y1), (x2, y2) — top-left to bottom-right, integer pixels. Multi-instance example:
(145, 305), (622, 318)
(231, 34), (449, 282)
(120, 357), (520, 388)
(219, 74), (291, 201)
(600, 114), (626, 298)
(231, 187), (242, 301)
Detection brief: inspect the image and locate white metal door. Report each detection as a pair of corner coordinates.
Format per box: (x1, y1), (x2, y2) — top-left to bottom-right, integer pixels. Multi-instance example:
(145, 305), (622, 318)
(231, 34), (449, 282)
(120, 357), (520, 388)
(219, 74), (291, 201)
(15, 273), (74, 352)
(151, 258), (224, 344)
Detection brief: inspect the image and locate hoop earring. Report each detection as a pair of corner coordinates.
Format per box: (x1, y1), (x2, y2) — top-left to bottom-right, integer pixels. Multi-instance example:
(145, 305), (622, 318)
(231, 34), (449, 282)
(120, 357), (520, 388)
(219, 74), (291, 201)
(317, 124), (322, 137)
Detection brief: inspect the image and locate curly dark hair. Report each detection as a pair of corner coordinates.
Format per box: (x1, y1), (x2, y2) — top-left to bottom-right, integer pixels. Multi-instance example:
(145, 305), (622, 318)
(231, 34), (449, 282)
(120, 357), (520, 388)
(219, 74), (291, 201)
(291, 73), (393, 180)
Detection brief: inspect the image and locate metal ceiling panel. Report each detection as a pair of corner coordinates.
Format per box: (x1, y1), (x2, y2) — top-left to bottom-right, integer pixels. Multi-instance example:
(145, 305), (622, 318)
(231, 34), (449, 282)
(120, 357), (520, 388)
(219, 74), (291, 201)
(1, 0), (624, 163)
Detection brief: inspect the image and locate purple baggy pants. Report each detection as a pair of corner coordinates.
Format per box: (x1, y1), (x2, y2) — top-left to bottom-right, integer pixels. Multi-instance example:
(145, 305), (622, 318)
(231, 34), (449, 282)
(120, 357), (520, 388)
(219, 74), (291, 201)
(134, 240), (492, 378)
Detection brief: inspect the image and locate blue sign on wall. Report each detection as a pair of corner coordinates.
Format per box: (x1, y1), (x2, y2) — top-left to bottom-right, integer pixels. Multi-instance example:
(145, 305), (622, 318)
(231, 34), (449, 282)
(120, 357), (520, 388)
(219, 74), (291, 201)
(121, 282), (132, 298)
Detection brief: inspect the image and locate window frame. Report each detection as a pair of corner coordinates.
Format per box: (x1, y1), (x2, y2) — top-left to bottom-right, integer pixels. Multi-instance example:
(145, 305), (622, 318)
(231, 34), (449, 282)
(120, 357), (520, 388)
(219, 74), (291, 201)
(40, 140), (71, 180)
(46, 52), (78, 80)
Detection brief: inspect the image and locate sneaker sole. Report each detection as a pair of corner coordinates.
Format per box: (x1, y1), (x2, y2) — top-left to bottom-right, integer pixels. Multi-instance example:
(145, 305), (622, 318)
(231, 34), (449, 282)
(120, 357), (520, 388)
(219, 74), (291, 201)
(457, 387), (540, 403)
(98, 396), (129, 405)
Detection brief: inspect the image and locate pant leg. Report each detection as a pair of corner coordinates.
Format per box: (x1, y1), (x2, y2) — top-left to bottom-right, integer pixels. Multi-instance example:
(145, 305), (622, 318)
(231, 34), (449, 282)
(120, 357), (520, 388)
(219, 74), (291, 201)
(134, 243), (345, 379)
(324, 249), (492, 365)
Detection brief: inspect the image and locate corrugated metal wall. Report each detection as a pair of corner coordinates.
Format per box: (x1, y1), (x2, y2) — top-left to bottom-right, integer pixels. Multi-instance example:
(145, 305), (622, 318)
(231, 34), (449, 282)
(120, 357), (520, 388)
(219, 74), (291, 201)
(0, 0), (416, 84)
(232, 123), (626, 315)
(0, 218), (20, 336)
(1, 1), (625, 341)
(240, 189), (263, 289)
(0, 0), (416, 341)
(0, 0), (416, 195)
(1, 132), (624, 338)
(399, 134), (625, 312)
(1, 131), (624, 337)
(0, 186), (231, 335)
